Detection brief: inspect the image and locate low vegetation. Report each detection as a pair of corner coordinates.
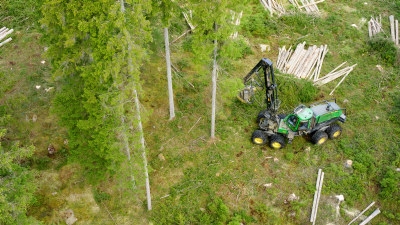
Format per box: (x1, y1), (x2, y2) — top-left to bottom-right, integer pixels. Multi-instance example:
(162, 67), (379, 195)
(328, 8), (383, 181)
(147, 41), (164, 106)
(0, 0), (399, 224)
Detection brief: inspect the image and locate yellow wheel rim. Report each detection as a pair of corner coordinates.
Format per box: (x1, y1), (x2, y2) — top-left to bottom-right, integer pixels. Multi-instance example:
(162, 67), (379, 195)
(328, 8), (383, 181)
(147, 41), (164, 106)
(254, 137), (264, 144)
(333, 130), (341, 138)
(317, 137), (327, 145)
(271, 142), (281, 149)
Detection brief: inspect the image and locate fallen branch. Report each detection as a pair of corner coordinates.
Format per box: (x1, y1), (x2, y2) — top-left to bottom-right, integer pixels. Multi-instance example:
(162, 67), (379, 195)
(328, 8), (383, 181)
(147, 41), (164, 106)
(183, 11), (195, 31)
(347, 201), (375, 225)
(0, 37), (12, 47)
(310, 169), (324, 224)
(188, 117), (202, 133)
(390, 15), (395, 43)
(0, 27), (13, 47)
(359, 208), (381, 225)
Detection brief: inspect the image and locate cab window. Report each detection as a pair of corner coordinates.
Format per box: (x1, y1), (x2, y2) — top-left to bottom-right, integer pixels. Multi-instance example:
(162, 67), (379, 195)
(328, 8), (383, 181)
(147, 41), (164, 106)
(298, 120), (309, 130)
(287, 115), (298, 127)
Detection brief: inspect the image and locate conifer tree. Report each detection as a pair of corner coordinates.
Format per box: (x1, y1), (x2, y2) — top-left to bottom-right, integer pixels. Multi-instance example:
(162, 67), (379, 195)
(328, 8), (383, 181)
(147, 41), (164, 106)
(41, 0), (152, 184)
(186, 0), (248, 139)
(0, 129), (38, 225)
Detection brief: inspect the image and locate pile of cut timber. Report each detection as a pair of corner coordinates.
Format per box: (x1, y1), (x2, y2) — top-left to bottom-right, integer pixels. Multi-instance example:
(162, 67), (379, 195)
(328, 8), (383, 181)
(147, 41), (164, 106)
(277, 42), (356, 95)
(368, 16), (383, 38)
(230, 10), (243, 39)
(0, 27), (14, 47)
(260, 0), (286, 17)
(389, 15), (399, 46)
(183, 11), (195, 31)
(289, 0), (324, 13)
(369, 15), (399, 46)
(277, 42), (327, 80)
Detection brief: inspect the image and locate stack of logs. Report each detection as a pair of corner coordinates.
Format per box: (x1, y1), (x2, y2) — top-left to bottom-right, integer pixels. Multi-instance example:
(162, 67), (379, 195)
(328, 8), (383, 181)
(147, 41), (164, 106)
(289, 0), (325, 13)
(369, 15), (399, 46)
(389, 15), (399, 46)
(368, 16), (383, 38)
(0, 27), (13, 47)
(277, 42), (356, 95)
(230, 10), (243, 39)
(260, 0), (286, 17)
(277, 42), (327, 81)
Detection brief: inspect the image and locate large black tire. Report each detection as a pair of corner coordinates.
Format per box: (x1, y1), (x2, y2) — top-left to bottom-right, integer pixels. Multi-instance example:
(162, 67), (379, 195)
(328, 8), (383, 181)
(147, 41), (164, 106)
(311, 131), (328, 145)
(269, 134), (285, 149)
(327, 124), (342, 139)
(256, 110), (269, 123)
(251, 130), (268, 145)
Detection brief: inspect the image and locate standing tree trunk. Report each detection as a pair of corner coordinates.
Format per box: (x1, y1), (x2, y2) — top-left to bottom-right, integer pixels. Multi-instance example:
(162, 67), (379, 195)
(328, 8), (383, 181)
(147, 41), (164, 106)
(164, 27), (175, 120)
(133, 89), (152, 211)
(210, 35), (218, 139)
(120, 0), (151, 210)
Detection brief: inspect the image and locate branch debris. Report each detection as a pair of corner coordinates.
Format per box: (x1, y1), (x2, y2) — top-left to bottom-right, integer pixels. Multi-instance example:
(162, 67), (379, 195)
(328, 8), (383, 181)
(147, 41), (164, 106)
(0, 26), (14, 47)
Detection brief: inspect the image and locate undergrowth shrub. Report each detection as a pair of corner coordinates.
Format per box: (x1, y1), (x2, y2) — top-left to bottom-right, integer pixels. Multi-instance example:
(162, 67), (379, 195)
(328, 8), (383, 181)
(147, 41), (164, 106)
(389, 91), (400, 125)
(275, 75), (318, 109)
(278, 13), (316, 35)
(220, 38), (252, 60)
(0, 0), (44, 28)
(367, 36), (399, 66)
(252, 203), (283, 224)
(240, 8), (276, 37)
(379, 167), (400, 200)
(93, 189), (111, 203)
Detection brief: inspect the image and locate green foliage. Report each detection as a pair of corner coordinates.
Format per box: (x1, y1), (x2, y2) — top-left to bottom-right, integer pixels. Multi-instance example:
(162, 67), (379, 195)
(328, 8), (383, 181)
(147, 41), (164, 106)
(389, 91), (400, 125)
(252, 203), (283, 224)
(220, 38), (252, 60)
(379, 167), (400, 200)
(275, 75), (318, 109)
(206, 197), (230, 224)
(0, 0), (44, 28)
(186, 0), (249, 64)
(3, 0), (400, 224)
(278, 13), (317, 36)
(367, 36), (399, 66)
(93, 189), (111, 204)
(324, 167), (365, 204)
(240, 8), (275, 37)
(41, 0), (152, 182)
(284, 152), (295, 161)
(218, 78), (245, 106)
(0, 129), (38, 225)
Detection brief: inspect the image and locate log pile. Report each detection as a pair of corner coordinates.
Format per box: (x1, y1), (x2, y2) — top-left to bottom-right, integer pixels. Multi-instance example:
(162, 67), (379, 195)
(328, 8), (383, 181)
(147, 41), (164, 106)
(389, 15), (399, 46)
(260, 0), (286, 17)
(277, 42), (327, 80)
(183, 11), (195, 31)
(0, 26), (13, 47)
(230, 10), (243, 39)
(289, 0), (325, 13)
(277, 42), (356, 95)
(368, 16), (383, 38)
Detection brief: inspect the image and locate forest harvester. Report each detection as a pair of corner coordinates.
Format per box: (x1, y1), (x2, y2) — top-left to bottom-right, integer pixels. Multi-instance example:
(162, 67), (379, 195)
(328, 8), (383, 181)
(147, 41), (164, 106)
(238, 58), (346, 149)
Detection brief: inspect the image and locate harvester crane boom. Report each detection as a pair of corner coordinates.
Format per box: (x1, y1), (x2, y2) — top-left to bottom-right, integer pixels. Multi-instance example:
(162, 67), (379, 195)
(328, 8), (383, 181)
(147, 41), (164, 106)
(240, 58), (279, 112)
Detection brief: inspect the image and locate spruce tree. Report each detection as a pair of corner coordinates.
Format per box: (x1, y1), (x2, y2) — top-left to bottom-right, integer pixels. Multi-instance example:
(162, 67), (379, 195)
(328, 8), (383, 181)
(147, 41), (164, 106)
(0, 129), (38, 225)
(41, 0), (152, 183)
(186, 0), (248, 139)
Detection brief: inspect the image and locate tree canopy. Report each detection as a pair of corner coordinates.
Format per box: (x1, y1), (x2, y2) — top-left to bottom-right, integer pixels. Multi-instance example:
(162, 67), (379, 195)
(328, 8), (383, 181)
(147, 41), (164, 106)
(41, 0), (152, 181)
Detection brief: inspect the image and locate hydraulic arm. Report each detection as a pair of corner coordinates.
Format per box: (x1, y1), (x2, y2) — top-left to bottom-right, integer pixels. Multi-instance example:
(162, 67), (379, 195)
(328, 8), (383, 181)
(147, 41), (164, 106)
(238, 58), (279, 112)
